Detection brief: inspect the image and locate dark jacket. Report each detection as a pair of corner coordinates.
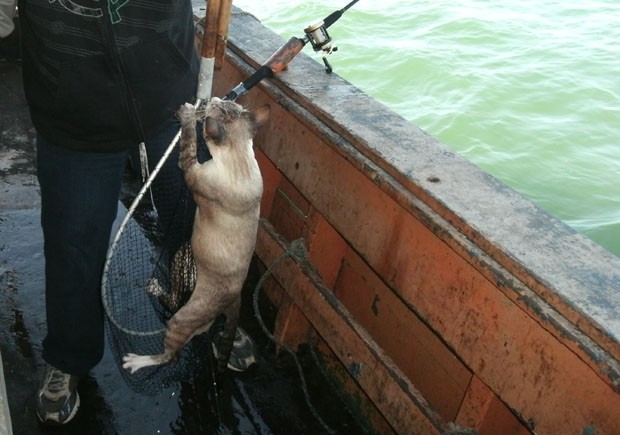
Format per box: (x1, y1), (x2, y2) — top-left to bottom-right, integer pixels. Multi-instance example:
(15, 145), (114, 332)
(18, 0), (199, 152)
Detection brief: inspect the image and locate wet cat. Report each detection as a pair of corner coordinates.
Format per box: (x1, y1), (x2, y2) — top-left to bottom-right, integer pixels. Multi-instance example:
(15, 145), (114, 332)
(123, 98), (270, 373)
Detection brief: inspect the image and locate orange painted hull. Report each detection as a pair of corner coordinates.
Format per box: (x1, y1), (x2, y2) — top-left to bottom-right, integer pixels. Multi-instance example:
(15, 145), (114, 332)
(207, 10), (620, 435)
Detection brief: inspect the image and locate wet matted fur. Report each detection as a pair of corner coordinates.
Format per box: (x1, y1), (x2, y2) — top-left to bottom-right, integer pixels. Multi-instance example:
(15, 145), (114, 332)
(123, 98), (270, 374)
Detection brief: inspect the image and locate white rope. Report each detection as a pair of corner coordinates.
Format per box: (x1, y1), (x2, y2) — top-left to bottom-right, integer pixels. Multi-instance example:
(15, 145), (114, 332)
(101, 98), (204, 337)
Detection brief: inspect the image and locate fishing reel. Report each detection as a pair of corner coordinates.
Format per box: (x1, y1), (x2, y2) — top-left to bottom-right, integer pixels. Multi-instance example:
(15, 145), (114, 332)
(304, 20), (338, 73)
(223, 0), (358, 101)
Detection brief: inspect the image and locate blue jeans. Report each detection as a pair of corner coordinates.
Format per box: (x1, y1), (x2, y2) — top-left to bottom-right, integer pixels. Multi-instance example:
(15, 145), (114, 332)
(37, 124), (191, 376)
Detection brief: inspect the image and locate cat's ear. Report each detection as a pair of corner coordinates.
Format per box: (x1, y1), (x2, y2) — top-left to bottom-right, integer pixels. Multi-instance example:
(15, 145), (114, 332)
(203, 116), (224, 143)
(252, 105), (271, 128)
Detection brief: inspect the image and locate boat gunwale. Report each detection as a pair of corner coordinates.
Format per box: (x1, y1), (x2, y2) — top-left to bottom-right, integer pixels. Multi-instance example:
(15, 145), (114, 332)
(221, 8), (620, 370)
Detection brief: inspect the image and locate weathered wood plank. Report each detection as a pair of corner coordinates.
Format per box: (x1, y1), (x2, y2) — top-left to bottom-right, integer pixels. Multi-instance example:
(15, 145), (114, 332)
(255, 220), (447, 435)
(251, 108), (620, 432)
(457, 375), (532, 435)
(335, 252), (472, 421)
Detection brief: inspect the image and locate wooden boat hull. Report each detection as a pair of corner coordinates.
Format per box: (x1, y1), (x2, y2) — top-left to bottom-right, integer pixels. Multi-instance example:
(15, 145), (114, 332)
(207, 9), (620, 434)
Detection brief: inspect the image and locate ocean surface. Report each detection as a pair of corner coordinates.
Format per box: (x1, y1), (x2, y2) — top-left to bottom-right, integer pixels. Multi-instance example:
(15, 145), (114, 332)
(233, 0), (620, 258)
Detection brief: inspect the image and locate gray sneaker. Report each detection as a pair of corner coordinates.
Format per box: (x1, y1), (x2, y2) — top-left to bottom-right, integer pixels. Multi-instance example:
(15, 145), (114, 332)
(212, 326), (257, 372)
(36, 365), (80, 424)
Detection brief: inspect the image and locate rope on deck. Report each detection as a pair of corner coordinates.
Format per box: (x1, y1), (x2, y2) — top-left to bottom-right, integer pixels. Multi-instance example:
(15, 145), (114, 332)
(252, 238), (337, 435)
(252, 238), (480, 435)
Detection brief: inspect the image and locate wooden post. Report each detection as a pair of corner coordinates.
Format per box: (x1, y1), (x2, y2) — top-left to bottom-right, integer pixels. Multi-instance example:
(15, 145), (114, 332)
(201, 0), (220, 59)
(214, 0), (233, 70)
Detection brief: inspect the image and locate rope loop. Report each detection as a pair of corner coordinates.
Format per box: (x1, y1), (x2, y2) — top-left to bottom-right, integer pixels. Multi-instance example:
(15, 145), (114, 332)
(252, 237), (336, 435)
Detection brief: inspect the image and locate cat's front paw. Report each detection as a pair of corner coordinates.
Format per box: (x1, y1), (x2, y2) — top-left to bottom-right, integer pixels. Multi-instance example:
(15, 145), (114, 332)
(177, 102), (196, 126)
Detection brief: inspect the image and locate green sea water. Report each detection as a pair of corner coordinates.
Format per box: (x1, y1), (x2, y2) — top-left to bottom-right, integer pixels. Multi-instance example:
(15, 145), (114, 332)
(233, 0), (620, 258)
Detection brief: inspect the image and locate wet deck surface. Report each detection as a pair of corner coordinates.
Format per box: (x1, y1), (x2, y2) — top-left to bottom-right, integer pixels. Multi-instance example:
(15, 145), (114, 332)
(0, 61), (364, 434)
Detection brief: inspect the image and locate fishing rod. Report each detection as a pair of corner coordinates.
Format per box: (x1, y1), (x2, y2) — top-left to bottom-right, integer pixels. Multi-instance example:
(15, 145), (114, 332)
(223, 0), (360, 101)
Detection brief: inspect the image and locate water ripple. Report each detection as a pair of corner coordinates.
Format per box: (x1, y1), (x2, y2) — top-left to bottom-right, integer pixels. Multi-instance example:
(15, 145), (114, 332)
(234, 0), (620, 257)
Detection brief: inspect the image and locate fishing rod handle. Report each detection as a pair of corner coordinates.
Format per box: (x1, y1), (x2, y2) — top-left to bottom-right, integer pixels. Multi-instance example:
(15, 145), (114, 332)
(223, 65), (272, 101)
(223, 37), (306, 100)
(265, 37), (306, 74)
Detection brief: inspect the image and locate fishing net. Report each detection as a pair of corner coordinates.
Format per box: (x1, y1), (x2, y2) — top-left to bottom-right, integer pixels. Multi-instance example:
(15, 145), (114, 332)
(102, 138), (215, 396)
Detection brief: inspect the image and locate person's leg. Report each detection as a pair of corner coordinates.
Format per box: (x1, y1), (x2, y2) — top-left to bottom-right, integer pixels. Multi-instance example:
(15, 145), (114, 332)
(37, 136), (128, 377)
